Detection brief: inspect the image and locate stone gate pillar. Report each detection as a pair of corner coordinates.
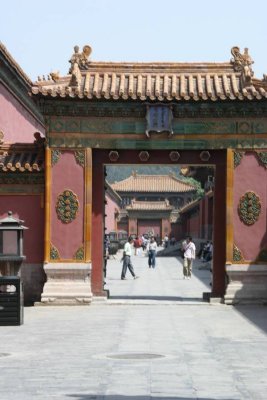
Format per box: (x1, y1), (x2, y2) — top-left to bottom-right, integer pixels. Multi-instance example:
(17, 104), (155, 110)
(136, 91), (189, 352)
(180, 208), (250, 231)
(40, 147), (92, 305)
(225, 150), (267, 304)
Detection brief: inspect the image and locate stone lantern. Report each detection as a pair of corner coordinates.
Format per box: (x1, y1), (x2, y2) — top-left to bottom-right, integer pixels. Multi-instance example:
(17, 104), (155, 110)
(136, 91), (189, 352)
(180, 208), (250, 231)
(0, 211), (28, 276)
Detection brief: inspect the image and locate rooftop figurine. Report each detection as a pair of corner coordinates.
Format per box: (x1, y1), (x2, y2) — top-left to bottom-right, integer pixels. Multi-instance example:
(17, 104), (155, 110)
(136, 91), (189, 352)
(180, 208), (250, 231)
(69, 44), (92, 73)
(231, 46), (254, 86)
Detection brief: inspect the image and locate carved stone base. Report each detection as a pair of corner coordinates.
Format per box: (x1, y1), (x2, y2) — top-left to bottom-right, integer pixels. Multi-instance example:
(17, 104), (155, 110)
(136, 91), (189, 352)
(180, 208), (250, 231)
(225, 264), (267, 305)
(39, 263), (92, 305)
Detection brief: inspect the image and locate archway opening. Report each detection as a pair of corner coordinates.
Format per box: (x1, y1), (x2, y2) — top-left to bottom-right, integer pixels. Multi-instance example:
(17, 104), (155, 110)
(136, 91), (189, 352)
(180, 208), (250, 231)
(104, 164), (214, 303)
(91, 149), (227, 302)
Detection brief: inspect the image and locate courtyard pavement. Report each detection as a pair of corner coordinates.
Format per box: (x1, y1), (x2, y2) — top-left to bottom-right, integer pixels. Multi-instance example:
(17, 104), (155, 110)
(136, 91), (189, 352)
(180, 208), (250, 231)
(1, 253), (267, 400)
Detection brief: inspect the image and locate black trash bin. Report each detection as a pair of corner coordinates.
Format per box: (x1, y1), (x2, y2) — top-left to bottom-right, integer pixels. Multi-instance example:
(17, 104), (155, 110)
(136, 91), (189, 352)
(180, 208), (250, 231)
(0, 276), (23, 325)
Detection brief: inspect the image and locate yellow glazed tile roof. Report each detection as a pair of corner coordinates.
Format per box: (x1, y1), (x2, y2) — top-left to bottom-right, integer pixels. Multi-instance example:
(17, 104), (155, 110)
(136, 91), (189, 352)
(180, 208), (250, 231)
(111, 174), (196, 193)
(31, 45), (267, 101)
(0, 42), (32, 86)
(0, 146), (44, 172)
(32, 65), (267, 101)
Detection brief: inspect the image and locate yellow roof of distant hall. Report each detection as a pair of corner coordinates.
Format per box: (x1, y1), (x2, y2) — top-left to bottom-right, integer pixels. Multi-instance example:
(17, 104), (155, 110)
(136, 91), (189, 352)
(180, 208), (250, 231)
(111, 174), (196, 193)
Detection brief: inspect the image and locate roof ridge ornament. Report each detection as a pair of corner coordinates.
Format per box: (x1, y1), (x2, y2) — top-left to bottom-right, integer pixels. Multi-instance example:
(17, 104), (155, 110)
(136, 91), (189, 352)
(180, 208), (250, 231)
(231, 46), (254, 86)
(69, 45), (92, 73)
(69, 45), (92, 87)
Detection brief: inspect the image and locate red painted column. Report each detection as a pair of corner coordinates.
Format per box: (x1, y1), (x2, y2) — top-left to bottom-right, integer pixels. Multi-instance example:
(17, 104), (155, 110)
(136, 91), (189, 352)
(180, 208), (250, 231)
(212, 152), (227, 297)
(91, 153), (107, 297)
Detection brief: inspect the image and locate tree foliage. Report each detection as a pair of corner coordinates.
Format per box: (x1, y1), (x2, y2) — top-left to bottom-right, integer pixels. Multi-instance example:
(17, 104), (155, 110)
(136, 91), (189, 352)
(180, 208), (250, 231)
(180, 176), (205, 200)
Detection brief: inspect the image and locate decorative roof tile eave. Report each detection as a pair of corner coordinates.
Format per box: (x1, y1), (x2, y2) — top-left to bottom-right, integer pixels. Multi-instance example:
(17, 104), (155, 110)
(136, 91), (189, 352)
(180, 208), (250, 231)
(179, 198), (200, 214)
(105, 180), (122, 203)
(0, 144), (44, 173)
(31, 62), (267, 102)
(179, 189), (214, 214)
(0, 42), (32, 86)
(0, 43), (45, 126)
(111, 174), (196, 193)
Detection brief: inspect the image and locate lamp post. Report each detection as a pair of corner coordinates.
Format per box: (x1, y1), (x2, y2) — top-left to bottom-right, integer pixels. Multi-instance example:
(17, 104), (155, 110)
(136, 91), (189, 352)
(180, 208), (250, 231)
(0, 211), (28, 276)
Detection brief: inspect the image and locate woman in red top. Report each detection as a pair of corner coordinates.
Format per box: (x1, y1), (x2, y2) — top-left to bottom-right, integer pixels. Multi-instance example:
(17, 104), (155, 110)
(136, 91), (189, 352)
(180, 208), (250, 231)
(133, 236), (142, 255)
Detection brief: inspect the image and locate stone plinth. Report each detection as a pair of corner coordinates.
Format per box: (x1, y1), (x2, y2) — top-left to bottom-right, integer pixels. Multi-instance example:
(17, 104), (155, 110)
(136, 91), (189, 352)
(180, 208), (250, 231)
(225, 264), (267, 305)
(39, 263), (92, 305)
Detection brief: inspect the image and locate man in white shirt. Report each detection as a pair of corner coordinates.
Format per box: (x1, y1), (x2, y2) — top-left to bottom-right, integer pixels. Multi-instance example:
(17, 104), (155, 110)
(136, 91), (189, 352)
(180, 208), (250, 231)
(121, 236), (139, 280)
(182, 236), (196, 279)
(147, 236), (157, 268)
(164, 234), (169, 248)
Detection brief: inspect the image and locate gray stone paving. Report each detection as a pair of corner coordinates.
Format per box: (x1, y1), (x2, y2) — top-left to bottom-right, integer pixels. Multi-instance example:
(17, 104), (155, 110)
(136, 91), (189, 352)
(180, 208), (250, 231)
(1, 254), (267, 399)
(105, 250), (211, 304)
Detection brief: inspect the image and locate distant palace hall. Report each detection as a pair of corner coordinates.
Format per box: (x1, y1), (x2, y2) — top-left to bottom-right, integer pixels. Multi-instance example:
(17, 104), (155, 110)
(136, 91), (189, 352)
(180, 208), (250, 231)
(1, 42), (267, 305)
(106, 172), (196, 238)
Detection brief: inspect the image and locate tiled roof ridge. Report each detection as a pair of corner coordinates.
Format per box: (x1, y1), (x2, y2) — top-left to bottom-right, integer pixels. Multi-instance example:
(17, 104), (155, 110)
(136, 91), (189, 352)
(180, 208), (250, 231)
(113, 175), (134, 185)
(171, 175), (197, 190)
(32, 69), (267, 101)
(0, 42), (32, 86)
(114, 173), (195, 184)
(179, 198), (200, 213)
(66, 60), (237, 75)
(132, 173), (196, 190)
(111, 174), (197, 193)
(0, 144), (44, 172)
(105, 180), (122, 202)
(32, 45), (267, 101)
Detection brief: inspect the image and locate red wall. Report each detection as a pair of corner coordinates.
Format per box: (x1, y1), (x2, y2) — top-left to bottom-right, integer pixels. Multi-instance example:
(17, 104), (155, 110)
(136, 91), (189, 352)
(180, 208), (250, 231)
(162, 218), (170, 239)
(174, 195), (213, 241)
(234, 152), (267, 261)
(187, 213), (200, 238)
(117, 221), (128, 232)
(137, 219), (161, 237)
(0, 84), (44, 143)
(51, 151), (84, 259)
(171, 223), (183, 240)
(105, 194), (118, 233)
(0, 195), (44, 263)
(128, 218), (137, 235)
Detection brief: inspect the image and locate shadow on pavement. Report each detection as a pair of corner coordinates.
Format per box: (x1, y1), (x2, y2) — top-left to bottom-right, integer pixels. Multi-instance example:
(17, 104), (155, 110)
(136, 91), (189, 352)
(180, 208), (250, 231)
(67, 395), (235, 400)
(234, 305), (267, 335)
(175, 256), (211, 288)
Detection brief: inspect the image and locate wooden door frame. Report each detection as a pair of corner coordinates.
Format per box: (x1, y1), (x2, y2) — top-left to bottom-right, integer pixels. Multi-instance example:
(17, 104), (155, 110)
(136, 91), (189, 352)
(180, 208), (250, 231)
(91, 149), (227, 298)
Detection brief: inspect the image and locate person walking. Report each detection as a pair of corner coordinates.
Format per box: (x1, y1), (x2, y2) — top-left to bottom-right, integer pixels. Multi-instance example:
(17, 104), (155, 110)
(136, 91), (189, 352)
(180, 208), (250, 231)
(163, 234), (169, 248)
(141, 234), (148, 251)
(182, 236), (196, 279)
(133, 235), (142, 255)
(147, 236), (157, 268)
(121, 236), (139, 280)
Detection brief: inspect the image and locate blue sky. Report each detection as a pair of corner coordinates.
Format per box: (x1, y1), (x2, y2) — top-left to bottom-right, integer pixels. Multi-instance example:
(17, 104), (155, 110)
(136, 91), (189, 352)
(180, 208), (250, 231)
(1, 0), (266, 81)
